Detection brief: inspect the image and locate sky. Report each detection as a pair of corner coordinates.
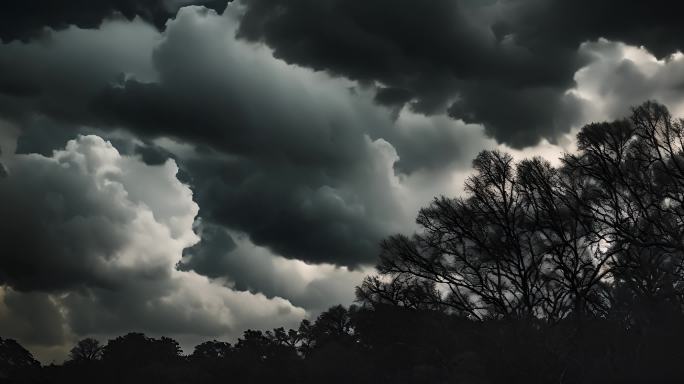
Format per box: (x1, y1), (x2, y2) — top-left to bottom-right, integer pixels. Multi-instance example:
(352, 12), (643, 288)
(2, 0), (684, 363)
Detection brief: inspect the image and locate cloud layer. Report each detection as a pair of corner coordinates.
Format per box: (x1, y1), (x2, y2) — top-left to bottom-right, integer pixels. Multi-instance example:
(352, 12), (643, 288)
(0, 0), (231, 42)
(0, 135), (304, 360)
(235, 0), (684, 147)
(2, 0), (684, 363)
(88, 7), (489, 266)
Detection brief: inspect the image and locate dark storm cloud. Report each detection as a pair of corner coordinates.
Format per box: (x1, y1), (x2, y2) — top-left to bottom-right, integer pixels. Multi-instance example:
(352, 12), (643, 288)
(88, 8), (413, 266)
(0, 0), (231, 42)
(447, 83), (584, 146)
(234, 0), (684, 147)
(0, 16), (159, 136)
(234, 0), (584, 147)
(180, 224), (239, 281)
(374, 87), (414, 108)
(0, 6), (487, 268)
(14, 118), (83, 157)
(495, 0), (684, 60)
(134, 143), (177, 166)
(0, 146), (6, 178)
(178, 150), (398, 267)
(236, 0), (498, 86)
(0, 289), (67, 346)
(179, 222), (367, 313)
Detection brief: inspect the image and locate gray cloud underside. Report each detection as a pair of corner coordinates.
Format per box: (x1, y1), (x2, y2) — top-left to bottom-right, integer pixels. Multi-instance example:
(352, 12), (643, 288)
(236, 0), (684, 147)
(0, 0), (232, 42)
(0, 6), (490, 266)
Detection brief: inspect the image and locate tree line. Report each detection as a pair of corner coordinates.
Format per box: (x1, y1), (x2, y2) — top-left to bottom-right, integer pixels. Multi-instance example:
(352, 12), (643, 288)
(4, 102), (684, 383)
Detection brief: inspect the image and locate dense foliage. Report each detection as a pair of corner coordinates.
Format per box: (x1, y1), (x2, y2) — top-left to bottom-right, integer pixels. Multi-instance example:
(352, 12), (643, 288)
(3, 305), (684, 383)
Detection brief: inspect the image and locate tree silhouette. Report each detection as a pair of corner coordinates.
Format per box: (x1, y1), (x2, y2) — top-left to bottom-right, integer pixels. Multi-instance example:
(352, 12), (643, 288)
(68, 338), (103, 362)
(190, 340), (232, 360)
(563, 102), (684, 323)
(359, 150), (609, 321)
(0, 337), (39, 382)
(101, 333), (182, 366)
(299, 305), (357, 351)
(0, 338), (39, 369)
(359, 101), (684, 326)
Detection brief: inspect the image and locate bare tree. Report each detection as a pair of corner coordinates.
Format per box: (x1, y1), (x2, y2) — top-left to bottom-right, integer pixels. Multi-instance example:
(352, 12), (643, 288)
(563, 102), (684, 320)
(516, 157), (611, 319)
(359, 150), (607, 321)
(360, 103), (684, 322)
(356, 274), (448, 312)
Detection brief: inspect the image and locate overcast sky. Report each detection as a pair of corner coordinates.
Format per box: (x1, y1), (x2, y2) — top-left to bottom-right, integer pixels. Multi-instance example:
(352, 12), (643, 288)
(2, 0), (684, 362)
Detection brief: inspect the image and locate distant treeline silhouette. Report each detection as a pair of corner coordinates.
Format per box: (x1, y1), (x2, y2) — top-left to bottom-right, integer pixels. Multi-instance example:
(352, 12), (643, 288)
(4, 102), (684, 383)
